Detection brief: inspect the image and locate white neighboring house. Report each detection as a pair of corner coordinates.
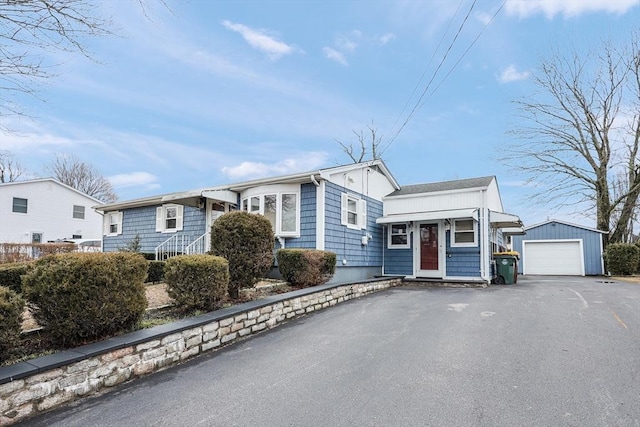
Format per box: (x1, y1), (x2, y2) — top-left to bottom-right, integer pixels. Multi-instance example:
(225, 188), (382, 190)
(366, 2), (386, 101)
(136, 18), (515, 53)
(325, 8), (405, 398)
(0, 178), (104, 245)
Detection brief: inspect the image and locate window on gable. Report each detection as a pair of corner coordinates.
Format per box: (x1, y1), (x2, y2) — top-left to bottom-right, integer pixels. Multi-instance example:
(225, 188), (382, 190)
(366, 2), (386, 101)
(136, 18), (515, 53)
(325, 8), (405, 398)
(156, 204), (184, 233)
(241, 192), (299, 236)
(103, 211), (122, 236)
(341, 193), (367, 230)
(388, 223), (410, 248)
(452, 219), (477, 247)
(12, 197), (28, 214)
(73, 205), (85, 219)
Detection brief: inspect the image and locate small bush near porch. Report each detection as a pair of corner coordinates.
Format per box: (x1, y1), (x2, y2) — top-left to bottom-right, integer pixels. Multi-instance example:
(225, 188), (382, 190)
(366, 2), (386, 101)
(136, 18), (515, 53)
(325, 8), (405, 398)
(277, 249), (336, 287)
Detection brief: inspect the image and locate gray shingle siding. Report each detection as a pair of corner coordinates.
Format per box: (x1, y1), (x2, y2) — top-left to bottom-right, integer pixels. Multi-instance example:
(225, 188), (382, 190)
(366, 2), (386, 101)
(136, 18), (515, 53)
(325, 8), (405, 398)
(103, 205), (207, 254)
(281, 183), (316, 249)
(445, 231), (481, 277)
(511, 221), (604, 275)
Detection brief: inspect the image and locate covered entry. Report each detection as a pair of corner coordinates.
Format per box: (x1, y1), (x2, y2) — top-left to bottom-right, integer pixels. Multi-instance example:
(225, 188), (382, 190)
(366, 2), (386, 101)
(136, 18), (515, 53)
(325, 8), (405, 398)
(522, 240), (584, 275)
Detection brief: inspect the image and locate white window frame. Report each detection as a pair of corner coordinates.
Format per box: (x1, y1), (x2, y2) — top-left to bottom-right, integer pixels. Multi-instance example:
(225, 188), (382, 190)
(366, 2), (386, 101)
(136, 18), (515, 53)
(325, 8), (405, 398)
(73, 205), (85, 219)
(103, 211), (123, 236)
(12, 197), (28, 214)
(341, 193), (367, 230)
(388, 223), (410, 249)
(451, 218), (477, 247)
(240, 187), (300, 237)
(156, 204), (184, 233)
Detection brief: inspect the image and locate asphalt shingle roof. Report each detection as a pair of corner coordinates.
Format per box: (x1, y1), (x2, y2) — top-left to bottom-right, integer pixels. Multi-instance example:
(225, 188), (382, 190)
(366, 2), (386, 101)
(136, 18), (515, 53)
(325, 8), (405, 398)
(388, 176), (495, 197)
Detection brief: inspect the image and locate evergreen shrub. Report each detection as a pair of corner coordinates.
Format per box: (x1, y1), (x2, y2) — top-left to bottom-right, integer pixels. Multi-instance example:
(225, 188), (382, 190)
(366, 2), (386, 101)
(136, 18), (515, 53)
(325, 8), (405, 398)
(22, 252), (148, 347)
(164, 255), (229, 311)
(0, 262), (32, 293)
(0, 286), (25, 363)
(277, 249), (336, 287)
(147, 261), (166, 284)
(210, 211), (274, 298)
(604, 243), (640, 275)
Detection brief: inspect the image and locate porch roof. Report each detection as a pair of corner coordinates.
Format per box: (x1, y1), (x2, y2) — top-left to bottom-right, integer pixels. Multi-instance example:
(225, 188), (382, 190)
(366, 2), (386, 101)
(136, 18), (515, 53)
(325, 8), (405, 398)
(489, 211), (523, 229)
(376, 208), (477, 224)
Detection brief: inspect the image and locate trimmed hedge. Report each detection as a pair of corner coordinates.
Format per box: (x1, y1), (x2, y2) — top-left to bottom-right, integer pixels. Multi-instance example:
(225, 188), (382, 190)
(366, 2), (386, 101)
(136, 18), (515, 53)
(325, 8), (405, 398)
(147, 261), (166, 284)
(210, 211), (274, 299)
(0, 262), (32, 294)
(604, 243), (640, 275)
(164, 255), (229, 311)
(0, 286), (25, 363)
(277, 249), (336, 287)
(22, 252), (148, 347)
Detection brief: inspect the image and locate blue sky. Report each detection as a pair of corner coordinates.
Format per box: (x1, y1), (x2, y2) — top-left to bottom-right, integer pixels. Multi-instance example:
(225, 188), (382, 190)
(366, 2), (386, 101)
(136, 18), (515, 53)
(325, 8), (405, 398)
(1, 0), (639, 227)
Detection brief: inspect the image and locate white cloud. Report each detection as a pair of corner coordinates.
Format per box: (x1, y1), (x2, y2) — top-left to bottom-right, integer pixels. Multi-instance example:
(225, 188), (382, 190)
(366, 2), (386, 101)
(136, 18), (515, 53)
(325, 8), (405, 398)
(322, 47), (348, 66)
(108, 172), (160, 190)
(505, 0), (640, 18)
(498, 64), (530, 83)
(221, 152), (329, 180)
(336, 30), (362, 52)
(222, 20), (297, 60)
(379, 32), (396, 45)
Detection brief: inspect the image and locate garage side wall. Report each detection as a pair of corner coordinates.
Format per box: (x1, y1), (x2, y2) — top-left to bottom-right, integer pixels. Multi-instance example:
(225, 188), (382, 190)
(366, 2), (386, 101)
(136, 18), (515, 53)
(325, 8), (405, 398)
(512, 222), (604, 275)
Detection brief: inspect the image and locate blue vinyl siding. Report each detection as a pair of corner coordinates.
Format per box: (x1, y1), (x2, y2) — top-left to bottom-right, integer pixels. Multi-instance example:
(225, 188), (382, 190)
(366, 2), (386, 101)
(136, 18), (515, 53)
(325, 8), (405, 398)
(445, 230), (481, 277)
(511, 221), (604, 275)
(324, 181), (383, 269)
(279, 183), (316, 249)
(382, 229), (413, 275)
(103, 205), (207, 254)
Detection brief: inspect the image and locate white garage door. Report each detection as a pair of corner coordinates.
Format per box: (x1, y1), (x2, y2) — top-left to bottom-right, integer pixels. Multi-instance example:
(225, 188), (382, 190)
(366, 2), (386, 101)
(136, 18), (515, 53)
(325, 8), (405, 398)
(523, 240), (584, 275)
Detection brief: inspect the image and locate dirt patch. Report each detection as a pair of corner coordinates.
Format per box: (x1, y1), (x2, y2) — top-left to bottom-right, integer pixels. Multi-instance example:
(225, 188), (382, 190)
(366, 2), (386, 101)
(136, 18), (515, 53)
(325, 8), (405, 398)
(611, 276), (640, 284)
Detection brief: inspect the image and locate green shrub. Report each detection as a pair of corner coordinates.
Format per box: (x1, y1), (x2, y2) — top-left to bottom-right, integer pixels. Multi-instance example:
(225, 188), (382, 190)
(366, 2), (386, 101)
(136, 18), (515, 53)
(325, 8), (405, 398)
(210, 211), (274, 298)
(147, 261), (166, 284)
(0, 286), (25, 363)
(22, 252), (148, 347)
(164, 255), (229, 311)
(604, 243), (640, 275)
(0, 262), (32, 293)
(277, 249), (336, 287)
(141, 253), (157, 261)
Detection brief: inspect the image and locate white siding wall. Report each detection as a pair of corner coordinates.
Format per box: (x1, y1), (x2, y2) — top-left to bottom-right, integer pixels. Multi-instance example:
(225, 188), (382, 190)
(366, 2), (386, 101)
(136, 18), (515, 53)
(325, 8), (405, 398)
(383, 189), (485, 215)
(326, 168), (395, 201)
(0, 180), (103, 243)
(485, 180), (504, 212)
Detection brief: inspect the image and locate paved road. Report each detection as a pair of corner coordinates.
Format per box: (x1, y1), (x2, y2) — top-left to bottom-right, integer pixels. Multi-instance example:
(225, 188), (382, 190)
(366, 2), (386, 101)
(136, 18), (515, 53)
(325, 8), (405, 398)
(20, 276), (640, 427)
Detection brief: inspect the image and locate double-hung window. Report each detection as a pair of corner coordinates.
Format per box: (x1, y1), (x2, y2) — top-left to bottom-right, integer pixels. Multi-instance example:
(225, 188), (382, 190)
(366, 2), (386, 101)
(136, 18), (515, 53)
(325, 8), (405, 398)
(103, 211), (122, 236)
(12, 197), (28, 214)
(156, 204), (184, 233)
(241, 189), (299, 237)
(388, 223), (410, 248)
(452, 219), (477, 247)
(341, 193), (367, 230)
(73, 205), (85, 219)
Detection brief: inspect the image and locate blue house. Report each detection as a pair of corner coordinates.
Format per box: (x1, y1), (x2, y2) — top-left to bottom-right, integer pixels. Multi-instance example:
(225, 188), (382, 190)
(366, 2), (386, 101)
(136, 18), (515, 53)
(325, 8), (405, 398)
(511, 220), (606, 276)
(376, 176), (522, 283)
(97, 161), (400, 284)
(97, 163), (522, 284)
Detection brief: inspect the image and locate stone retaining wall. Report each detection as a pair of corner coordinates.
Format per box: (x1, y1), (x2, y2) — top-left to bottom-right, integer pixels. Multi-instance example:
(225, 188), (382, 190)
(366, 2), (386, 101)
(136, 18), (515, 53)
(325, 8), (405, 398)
(0, 278), (401, 426)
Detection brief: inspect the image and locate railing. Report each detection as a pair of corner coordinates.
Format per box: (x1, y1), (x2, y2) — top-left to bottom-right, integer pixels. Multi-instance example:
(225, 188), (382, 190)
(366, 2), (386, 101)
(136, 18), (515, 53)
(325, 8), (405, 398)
(185, 233), (208, 255)
(155, 234), (196, 261)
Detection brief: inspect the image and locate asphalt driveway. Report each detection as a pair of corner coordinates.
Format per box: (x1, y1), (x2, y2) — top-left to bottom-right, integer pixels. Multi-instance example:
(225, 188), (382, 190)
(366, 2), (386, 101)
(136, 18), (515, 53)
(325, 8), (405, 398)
(19, 276), (640, 427)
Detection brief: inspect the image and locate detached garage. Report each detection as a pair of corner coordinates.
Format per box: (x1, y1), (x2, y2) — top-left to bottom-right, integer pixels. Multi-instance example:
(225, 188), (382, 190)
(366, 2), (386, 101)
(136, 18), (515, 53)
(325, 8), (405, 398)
(511, 220), (606, 276)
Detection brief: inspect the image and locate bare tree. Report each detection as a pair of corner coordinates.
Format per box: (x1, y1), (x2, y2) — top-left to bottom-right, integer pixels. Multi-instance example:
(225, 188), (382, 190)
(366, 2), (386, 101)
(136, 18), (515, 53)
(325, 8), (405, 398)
(336, 121), (383, 163)
(0, 0), (169, 127)
(0, 150), (27, 182)
(47, 154), (117, 203)
(502, 35), (640, 247)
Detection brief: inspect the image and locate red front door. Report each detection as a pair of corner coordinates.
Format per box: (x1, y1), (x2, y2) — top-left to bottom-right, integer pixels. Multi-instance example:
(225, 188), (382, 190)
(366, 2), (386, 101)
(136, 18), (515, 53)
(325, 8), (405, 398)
(419, 223), (439, 272)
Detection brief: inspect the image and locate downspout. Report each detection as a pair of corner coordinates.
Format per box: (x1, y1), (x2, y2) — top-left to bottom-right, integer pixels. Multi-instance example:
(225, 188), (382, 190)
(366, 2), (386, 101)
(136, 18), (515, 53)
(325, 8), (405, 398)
(479, 189), (489, 282)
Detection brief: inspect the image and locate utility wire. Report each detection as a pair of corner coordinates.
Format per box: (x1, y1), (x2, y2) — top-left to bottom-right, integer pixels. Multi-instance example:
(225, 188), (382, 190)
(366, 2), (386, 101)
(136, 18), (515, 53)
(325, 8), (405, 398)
(380, 0), (507, 157)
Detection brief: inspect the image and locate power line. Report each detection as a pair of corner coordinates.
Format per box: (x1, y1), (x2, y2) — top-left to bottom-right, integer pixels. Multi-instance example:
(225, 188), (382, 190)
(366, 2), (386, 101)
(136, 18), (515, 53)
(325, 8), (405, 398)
(380, 0), (507, 157)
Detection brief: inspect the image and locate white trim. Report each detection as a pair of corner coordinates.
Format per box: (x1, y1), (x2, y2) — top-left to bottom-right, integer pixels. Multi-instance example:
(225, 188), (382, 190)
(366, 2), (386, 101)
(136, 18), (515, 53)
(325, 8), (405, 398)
(240, 186), (301, 237)
(316, 181), (325, 250)
(414, 221), (445, 278)
(156, 204), (184, 234)
(450, 218), (477, 248)
(341, 193), (366, 230)
(387, 223), (410, 249)
(522, 239), (585, 276)
(377, 208), (477, 224)
(104, 211), (122, 236)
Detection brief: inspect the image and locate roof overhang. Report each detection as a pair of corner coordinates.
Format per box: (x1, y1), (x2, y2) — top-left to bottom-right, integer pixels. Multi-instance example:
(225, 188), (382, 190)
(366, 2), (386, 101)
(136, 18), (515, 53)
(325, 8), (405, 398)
(489, 211), (523, 228)
(500, 227), (526, 236)
(201, 189), (238, 204)
(376, 208), (477, 224)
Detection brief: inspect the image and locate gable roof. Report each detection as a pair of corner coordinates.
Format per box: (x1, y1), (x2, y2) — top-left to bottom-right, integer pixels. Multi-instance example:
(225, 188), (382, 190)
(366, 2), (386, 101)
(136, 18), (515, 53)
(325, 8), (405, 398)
(96, 159), (399, 212)
(388, 176), (495, 197)
(524, 219), (608, 234)
(0, 177), (104, 205)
